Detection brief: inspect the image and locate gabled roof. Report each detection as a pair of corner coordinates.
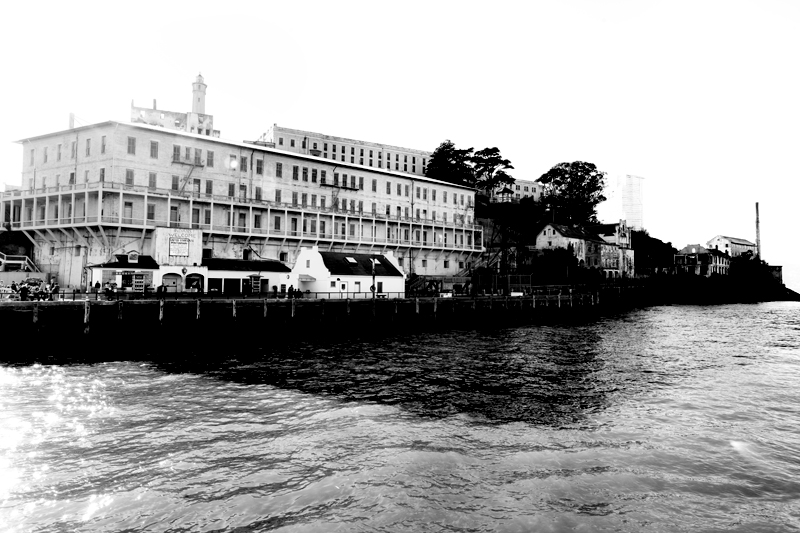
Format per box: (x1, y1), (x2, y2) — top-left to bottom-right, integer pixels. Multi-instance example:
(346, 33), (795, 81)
(713, 235), (756, 246)
(88, 254), (160, 270)
(202, 258), (291, 272)
(319, 252), (403, 277)
(546, 223), (605, 243)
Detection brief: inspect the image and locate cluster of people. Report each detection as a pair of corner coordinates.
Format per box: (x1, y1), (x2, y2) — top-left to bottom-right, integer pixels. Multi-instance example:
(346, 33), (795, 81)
(93, 281), (121, 300)
(2, 279), (60, 301)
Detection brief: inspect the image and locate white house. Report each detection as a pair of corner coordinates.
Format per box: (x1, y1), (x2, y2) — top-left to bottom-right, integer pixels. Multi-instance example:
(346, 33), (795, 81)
(706, 235), (757, 258)
(534, 223), (604, 268)
(292, 245), (405, 298)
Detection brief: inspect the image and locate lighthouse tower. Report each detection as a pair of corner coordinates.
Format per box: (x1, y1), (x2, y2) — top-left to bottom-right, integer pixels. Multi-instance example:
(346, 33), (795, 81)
(192, 74), (207, 114)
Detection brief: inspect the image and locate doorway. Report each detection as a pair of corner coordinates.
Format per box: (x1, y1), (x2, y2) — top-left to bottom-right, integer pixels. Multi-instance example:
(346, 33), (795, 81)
(162, 273), (183, 292)
(185, 273), (204, 293)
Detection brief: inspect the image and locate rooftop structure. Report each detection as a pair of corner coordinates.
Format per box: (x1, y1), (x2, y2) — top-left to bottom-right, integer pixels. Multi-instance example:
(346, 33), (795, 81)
(130, 74), (220, 138)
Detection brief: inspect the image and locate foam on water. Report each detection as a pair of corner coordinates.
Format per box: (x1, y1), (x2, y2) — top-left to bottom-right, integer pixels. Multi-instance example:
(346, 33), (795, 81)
(1, 302), (799, 532)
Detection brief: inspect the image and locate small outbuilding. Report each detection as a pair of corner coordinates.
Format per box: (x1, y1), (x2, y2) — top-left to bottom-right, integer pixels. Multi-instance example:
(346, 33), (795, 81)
(202, 258), (295, 296)
(87, 251), (159, 292)
(293, 246), (405, 298)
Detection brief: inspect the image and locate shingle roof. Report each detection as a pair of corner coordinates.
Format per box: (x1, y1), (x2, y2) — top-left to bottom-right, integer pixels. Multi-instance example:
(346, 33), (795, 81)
(202, 258), (291, 272)
(548, 224), (605, 243)
(88, 254), (160, 269)
(319, 252), (403, 277)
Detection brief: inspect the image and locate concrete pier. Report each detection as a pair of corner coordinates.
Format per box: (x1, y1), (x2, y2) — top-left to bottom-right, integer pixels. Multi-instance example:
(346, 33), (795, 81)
(0, 288), (639, 346)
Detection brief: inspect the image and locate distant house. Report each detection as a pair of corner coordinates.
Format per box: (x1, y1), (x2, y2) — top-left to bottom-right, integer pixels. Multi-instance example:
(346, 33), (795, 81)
(534, 223), (606, 269)
(674, 244), (730, 276)
(706, 235), (757, 257)
(586, 219), (635, 278)
(292, 246), (405, 298)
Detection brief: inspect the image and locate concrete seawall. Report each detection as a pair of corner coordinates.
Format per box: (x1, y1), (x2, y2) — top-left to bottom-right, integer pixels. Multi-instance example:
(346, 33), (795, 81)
(0, 287), (642, 347)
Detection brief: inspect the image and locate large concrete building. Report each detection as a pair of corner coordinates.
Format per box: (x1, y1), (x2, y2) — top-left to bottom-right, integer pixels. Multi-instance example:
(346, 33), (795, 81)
(0, 77), (483, 291)
(265, 125), (431, 177)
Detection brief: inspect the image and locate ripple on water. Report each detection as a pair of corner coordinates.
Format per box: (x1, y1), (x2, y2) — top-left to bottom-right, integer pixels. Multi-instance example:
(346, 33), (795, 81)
(1, 302), (800, 532)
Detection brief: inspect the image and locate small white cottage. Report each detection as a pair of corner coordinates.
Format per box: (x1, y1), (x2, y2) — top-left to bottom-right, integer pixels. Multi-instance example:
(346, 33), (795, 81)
(293, 246), (405, 298)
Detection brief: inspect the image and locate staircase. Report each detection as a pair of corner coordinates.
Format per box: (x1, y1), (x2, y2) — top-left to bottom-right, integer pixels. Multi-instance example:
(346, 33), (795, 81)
(455, 254), (500, 277)
(0, 251), (40, 272)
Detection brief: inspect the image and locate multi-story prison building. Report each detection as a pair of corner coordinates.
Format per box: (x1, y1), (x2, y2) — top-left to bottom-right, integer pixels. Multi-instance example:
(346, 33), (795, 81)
(1, 86), (482, 289)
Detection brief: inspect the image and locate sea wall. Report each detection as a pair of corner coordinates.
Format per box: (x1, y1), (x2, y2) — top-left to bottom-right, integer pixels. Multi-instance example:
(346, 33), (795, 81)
(0, 287), (642, 347)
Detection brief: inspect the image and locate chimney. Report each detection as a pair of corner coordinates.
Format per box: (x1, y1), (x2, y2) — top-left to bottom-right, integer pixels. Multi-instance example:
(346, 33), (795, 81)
(755, 202), (761, 259)
(153, 99), (157, 110)
(69, 113), (74, 129)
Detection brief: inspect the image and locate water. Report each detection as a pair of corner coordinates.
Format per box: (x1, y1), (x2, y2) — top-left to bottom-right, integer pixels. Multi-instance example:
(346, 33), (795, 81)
(1, 302), (799, 532)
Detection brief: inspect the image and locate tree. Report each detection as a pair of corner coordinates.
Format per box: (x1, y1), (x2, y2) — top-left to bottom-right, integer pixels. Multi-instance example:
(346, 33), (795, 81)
(471, 147), (515, 196)
(536, 161), (607, 225)
(631, 229), (677, 276)
(425, 140), (474, 186)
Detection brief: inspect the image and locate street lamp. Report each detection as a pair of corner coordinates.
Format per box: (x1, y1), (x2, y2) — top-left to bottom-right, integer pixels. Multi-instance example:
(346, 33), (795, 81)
(371, 255), (377, 301)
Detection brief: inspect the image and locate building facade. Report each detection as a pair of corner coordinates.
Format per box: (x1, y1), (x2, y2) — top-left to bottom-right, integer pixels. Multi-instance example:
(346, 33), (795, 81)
(706, 235), (757, 258)
(510, 178), (541, 201)
(587, 220), (635, 277)
(675, 244), (730, 276)
(2, 118), (481, 290)
(534, 224), (606, 269)
(292, 246), (405, 298)
(265, 125), (431, 177)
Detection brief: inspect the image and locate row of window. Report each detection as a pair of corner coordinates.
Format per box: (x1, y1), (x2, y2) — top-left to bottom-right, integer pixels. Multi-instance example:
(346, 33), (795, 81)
(26, 194), (477, 240)
(27, 170), (472, 224)
(116, 203), (478, 248)
(278, 136), (426, 164)
(30, 166), (471, 209)
(32, 136), (455, 201)
(318, 153), (422, 173)
(30, 136), (109, 166)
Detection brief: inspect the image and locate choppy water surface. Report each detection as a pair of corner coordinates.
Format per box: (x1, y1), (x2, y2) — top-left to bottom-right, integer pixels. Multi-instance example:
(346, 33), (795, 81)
(1, 302), (799, 532)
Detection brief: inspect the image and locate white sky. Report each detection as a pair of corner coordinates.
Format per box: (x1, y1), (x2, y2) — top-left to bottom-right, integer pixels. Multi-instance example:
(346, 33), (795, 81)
(2, 0), (799, 289)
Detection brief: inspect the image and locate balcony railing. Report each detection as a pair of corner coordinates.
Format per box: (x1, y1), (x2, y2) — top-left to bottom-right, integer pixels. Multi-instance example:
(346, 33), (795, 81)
(2, 181), (483, 233)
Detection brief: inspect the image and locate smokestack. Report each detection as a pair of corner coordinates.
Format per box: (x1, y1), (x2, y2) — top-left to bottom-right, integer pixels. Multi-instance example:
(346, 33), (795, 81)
(153, 99), (157, 110)
(755, 202), (761, 259)
(69, 113), (74, 129)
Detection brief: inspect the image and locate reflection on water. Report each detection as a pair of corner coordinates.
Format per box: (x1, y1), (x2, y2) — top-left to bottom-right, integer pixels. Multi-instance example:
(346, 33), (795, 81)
(1, 302), (799, 532)
(155, 324), (614, 426)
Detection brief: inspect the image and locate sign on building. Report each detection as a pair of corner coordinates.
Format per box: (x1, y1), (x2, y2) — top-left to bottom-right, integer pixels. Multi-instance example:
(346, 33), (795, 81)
(153, 228), (203, 266)
(169, 237), (190, 257)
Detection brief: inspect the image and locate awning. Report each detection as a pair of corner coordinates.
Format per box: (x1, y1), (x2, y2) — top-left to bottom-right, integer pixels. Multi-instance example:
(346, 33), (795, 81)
(298, 274), (316, 282)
